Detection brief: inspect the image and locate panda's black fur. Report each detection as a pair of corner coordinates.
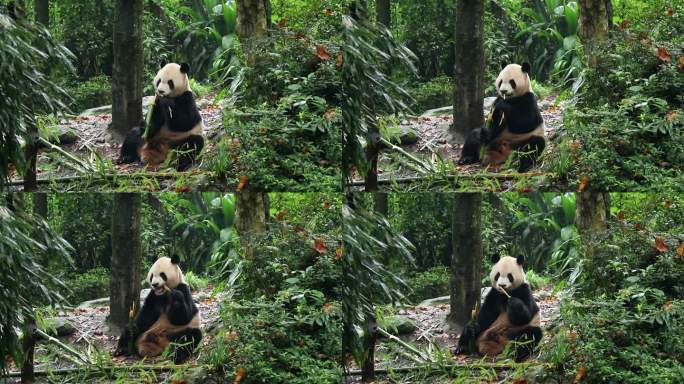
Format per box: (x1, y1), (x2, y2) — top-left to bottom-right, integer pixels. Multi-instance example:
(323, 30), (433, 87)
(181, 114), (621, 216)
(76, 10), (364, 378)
(455, 254), (542, 362)
(114, 255), (202, 364)
(117, 63), (204, 171)
(458, 62), (546, 172)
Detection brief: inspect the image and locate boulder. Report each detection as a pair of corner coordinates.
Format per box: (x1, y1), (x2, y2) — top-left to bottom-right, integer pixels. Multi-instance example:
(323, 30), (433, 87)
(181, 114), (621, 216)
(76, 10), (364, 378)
(421, 106), (452, 117)
(387, 126), (419, 146)
(381, 315), (416, 336)
(80, 105), (112, 116)
(78, 297), (109, 308)
(40, 317), (76, 338)
(418, 296), (450, 307)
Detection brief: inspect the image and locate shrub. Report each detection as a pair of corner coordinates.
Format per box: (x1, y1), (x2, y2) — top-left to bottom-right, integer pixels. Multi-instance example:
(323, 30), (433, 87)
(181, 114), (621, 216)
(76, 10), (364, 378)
(65, 267), (110, 304)
(408, 266), (450, 303)
(67, 75), (112, 112)
(409, 76), (453, 112)
(205, 289), (341, 384)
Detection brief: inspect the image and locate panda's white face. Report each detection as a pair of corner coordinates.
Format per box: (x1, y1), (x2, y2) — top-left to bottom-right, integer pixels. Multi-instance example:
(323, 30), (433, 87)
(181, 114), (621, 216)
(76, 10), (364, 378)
(154, 63), (191, 98)
(147, 257), (185, 296)
(495, 63), (531, 98)
(490, 255), (526, 293)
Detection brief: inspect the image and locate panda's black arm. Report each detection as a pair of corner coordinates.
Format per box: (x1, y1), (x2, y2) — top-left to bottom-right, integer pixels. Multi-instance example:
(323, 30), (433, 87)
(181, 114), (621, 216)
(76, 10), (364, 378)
(476, 289), (503, 334)
(507, 284), (539, 326)
(505, 93), (544, 134)
(487, 97), (508, 142)
(133, 292), (162, 334)
(168, 283), (197, 325)
(146, 97), (171, 139)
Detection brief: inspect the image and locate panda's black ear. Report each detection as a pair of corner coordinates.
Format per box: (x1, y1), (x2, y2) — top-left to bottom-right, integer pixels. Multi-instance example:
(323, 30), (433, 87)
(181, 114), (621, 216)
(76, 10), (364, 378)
(516, 255), (525, 265)
(171, 254), (180, 265)
(501, 61), (508, 70)
(521, 62), (531, 74)
(180, 63), (190, 74)
(491, 253), (500, 263)
(160, 60), (167, 69)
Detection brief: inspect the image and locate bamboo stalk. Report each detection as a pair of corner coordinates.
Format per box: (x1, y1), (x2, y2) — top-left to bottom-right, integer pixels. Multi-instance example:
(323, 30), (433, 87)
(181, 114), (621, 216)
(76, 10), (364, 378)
(376, 327), (428, 362)
(0, 364), (210, 378)
(35, 329), (91, 365)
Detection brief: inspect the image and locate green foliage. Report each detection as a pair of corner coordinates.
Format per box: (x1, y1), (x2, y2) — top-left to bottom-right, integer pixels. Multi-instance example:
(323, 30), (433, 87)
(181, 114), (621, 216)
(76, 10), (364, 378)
(65, 266), (110, 304)
(407, 266), (450, 303)
(66, 75), (112, 111)
(525, 269), (550, 290)
(184, 271), (209, 291)
(0, 17), (74, 186)
(0, 199), (74, 373)
(206, 289), (342, 384)
(408, 75), (453, 111)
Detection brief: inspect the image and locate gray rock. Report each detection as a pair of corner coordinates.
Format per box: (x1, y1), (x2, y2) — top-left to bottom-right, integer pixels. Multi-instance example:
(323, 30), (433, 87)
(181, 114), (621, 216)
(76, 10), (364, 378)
(381, 315), (416, 336)
(41, 317), (76, 337)
(418, 296), (450, 307)
(78, 297), (109, 308)
(387, 126), (419, 146)
(483, 96), (498, 111)
(196, 98), (212, 109)
(421, 106), (452, 117)
(80, 105), (112, 116)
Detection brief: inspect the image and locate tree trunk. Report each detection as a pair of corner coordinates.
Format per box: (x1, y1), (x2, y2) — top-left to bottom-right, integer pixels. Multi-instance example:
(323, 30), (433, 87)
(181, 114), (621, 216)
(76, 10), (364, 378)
(448, 193), (483, 332)
(32, 193), (48, 219)
(34, 0), (48, 26)
(109, 193), (142, 334)
(111, 0), (143, 137)
(23, 124), (38, 191)
(578, 0), (609, 68)
(450, 0), (485, 145)
(235, 190), (269, 259)
(373, 193), (388, 216)
(236, 0), (271, 65)
(361, 316), (377, 383)
(376, 0), (390, 26)
(575, 192), (609, 260)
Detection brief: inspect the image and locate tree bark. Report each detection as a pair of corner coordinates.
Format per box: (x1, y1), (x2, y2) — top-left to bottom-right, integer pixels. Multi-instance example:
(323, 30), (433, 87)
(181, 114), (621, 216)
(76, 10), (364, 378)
(376, 0), (390, 27)
(32, 193), (48, 219)
(235, 190), (269, 259)
(34, 0), (48, 26)
(448, 193), (483, 332)
(575, 192), (609, 260)
(236, 0), (271, 65)
(578, 0), (609, 68)
(109, 193), (142, 334)
(111, 0), (144, 137)
(450, 0), (485, 145)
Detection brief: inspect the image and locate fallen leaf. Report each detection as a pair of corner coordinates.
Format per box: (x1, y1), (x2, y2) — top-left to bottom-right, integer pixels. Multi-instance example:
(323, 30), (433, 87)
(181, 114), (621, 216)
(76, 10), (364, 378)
(574, 366), (586, 382)
(323, 200), (330, 209)
(172, 380), (189, 384)
(655, 236), (668, 253)
(237, 175), (248, 192)
(235, 367), (247, 383)
(336, 52), (344, 68)
(335, 246), (343, 261)
(657, 47), (672, 62)
(315, 45), (331, 61)
(323, 8), (333, 16)
(666, 8), (673, 17)
(323, 109), (337, 120)
(676, 242), (684, 260)
(175, 186), (190, 193)
(662, 300), (673, 310)
(313, 238), (328, 254)
(275, 211), (287, 221)
(323, 302), (334, 313)
(616, 210), (626, 221)
(679, 56), (684, 69)
(578, 176), (590, 192)
(634, 222), (644, 231)
(618, 19), (630, 29)
(665, 110), (678, 123)
(663, 199), (671, 208)
(277, 17), (288, 28)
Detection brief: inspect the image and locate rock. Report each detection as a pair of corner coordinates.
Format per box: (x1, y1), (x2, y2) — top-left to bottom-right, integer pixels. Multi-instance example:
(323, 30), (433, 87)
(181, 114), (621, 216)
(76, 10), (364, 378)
(41, 317), (76, 337)
(80, 105), (112, 116)
(196, 98), (213, 109)
(78, 297), (109, 308)
(57, 130), (79, 145)
(387, 126), (419, 146)
(381, 315), (416, 336)
(194, 291), (210, 303)
(483, 96), (498, 111)
(421, 106), (452, 117)
(418, 296), (450, 307)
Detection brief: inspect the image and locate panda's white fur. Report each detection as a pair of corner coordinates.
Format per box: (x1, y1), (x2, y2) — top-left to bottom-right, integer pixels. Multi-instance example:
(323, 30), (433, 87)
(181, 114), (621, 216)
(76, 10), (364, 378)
(490, 255), (527, 293)
(496, 64), (531, 98)
(148, 256), (186, 296)
(154, 63), (192, 98)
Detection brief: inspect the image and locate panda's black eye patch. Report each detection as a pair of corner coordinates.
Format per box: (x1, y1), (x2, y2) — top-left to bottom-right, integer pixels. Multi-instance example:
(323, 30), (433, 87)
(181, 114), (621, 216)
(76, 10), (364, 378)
(497, 80), (502, 89)
(509, 79), (517, 89)
(508, 273), (514, 283)
(149, 275), (153, 282)
(168, 80), (174, 89)
(494, 272), (500, 281)
(160, 272), (167, 281)
(156, 79), (161, 86)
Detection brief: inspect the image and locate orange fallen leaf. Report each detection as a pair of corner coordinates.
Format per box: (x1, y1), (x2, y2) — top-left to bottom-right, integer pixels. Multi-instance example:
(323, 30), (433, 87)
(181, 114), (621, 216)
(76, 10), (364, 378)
(618, 19), (630, 30)
(315, 45), (331, 61)
(277, 17), (288, 28)
(574, 366), (586, 382)
(657, 47), (672, 62)
(666, 8), (673, 17)
(616, 210), (626, 221)
(663, 199), (671, 208)
(323, 8), (333, 16)
(323, 200), (330, 209)
(662, 300), (673, 310)
(237, 175), (248, 192)
(313, 238), (328, 254)
(275, 211), (287, 221)
(336, 52), (344, 68)
(172, 380), (189, 384)
(235, 367), (247, 383)
(676, 242), (684, 260)
(335, 246), (343, 261)
(679, 56), (684, 69)
(323, 302), (334, 313)
(665, 110), (678, 123)
(578, 176), (589, 192)
(655, 236), (668, 253)
(323, 109), (337, 120)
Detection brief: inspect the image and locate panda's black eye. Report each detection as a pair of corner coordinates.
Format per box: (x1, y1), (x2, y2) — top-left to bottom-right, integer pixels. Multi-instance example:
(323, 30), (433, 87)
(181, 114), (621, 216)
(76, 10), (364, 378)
(168, 80), (174, 90)
(149, 275), (153, 282)
(508, 273), (514, 283)
(156, 79), (161, 86)
(160, 272), (167, 281)
(498, 80), (502, 89)
(509, 79), (516, 89)
(494, 272), (500, 281)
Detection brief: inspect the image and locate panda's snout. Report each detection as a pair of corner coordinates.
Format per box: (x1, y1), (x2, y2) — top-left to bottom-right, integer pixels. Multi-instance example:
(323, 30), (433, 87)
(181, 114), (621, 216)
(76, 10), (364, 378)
(151, 282), (160, 288)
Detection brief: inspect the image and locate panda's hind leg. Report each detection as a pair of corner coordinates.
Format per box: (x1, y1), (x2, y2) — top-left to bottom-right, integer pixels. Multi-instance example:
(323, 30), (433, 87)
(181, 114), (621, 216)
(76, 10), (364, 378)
(507, 326), (542, 362)
(174, 135), (204, 171)
(169, 328), (202, 364)
(117, 125), (144, 164)
(517, 136), (545, 172)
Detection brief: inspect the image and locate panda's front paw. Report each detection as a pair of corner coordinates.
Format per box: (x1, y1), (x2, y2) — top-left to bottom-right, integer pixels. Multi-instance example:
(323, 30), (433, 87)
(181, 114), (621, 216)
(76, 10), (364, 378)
(507, 296), (524, 311)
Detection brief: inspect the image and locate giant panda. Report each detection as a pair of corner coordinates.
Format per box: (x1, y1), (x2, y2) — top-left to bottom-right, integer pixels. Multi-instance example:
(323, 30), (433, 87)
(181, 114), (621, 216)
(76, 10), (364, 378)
(458, 63), (545, 172)
(455, 254), (542, 362)
(117, 62), (205, 171)
(114, 256), (202, 364)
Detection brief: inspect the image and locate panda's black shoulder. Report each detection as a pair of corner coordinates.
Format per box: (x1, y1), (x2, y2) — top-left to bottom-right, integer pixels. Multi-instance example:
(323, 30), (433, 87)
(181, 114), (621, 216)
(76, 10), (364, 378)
(168, 91), (202, 132)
